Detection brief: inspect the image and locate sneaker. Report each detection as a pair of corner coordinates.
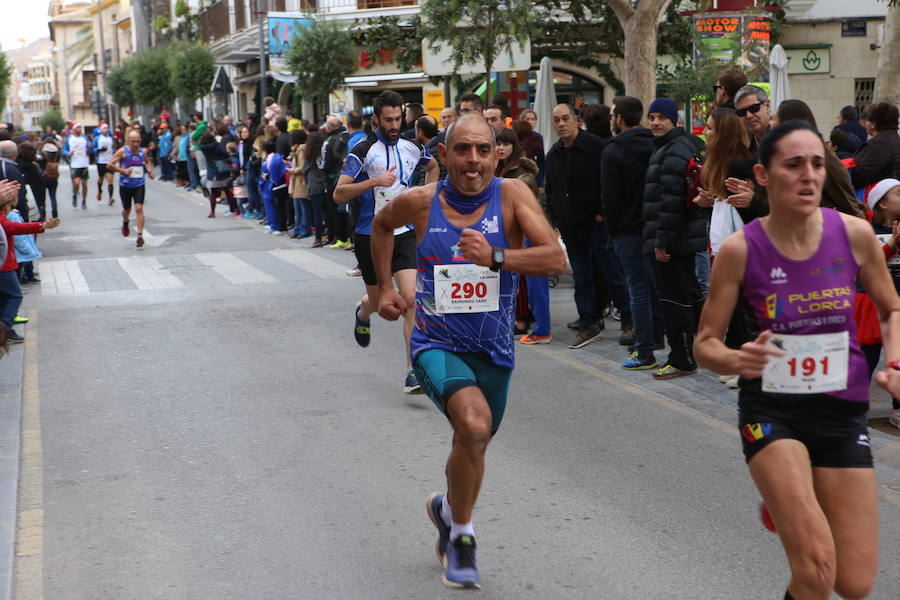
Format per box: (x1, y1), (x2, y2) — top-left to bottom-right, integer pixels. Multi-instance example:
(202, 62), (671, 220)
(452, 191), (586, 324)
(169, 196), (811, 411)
(82, 200), (86, 209)
(72, 197), (77, 208)
(122, 221), (130, 237)
(442, 535), (480, 589)
(569, 323), (603, 349)
(346, 267), (362, 277)
(96, 192), (102, 202)
(404, 369), (423, 394)
(726, 375), (740, 389)
(328, 240), (347, 249)
(426, 493), (451, 565)
(622, 351), (658, 370)
(13, 315), (28, 324)
(224, 210), (234, 216)
(520, 332), (552, 345)
(7, 329), (23, 344)
(136, 235), (144, 248)
(652, 364), (698, 380)
(567, 319), (587, 331)
(354, 303), (371, 348)
(718, 374), (736, 383)
(272, 230), (284, 236)
(618, 327), (635, 346)
(890, 409), (900, 431)
(109, 197), (115, 206)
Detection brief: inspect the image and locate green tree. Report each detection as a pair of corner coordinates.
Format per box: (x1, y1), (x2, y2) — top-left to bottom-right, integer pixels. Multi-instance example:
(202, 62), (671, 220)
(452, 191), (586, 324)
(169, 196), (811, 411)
(352, 16), (423, 74)
(131, 47), (175, 108)
(107, 59), (136, 109)
(169, 43), (216, 107)
(0, 50), (11, 117)
(284, 20), (356, 110)
(420, 0), (538, 105)
(39, 108), (66, 133)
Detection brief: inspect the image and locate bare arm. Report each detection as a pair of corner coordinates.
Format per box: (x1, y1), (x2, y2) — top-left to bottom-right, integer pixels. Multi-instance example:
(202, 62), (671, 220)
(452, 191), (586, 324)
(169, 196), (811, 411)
(424, 157), (438, 185)
(144, 152), (155, 179)
(333, 168), (396, 204)
(106, 149), (127, 175)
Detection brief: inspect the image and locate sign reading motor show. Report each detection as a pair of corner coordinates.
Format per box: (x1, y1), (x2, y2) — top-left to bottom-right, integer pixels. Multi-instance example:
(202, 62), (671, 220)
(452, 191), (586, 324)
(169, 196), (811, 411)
(693, 13), (772, 80)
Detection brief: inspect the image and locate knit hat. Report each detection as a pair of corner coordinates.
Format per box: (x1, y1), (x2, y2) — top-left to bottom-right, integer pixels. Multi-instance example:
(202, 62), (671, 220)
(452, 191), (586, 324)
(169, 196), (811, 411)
(867, 178), (900, 210)
(647, 98), (679, 125)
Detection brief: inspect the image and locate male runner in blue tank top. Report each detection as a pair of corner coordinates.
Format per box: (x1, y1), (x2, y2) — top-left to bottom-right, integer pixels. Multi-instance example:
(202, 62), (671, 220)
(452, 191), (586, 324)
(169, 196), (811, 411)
(371, 113), (566, 589)
(107, 130), (155, 248)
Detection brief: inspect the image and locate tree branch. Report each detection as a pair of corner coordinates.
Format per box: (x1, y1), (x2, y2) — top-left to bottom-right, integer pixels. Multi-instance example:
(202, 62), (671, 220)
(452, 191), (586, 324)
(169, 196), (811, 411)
(604, 0), (635, 22)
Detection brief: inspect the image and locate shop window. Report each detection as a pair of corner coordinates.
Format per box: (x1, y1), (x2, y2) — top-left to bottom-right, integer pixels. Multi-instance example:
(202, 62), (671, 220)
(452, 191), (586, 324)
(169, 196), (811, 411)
(854, 78), (875, 114)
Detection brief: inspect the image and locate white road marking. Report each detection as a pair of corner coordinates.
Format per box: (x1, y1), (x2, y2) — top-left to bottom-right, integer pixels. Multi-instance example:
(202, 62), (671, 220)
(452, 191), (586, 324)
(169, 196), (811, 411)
(138, 226), (171, 248)
(269, 248), (347, 279)
(195, 252), (276, 284)
(117, 256), (185, 290)
(40, 260), (90, 296)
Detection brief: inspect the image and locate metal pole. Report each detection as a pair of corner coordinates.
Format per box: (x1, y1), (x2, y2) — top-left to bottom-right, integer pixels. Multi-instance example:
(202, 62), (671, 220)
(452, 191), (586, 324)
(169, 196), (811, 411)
(258, 0), (267, 103)
(96, 0), (110, 124)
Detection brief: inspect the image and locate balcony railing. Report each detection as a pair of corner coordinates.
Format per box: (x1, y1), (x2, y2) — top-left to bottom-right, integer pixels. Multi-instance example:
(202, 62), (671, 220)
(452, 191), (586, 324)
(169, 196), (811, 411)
(200, 0), (231, 43)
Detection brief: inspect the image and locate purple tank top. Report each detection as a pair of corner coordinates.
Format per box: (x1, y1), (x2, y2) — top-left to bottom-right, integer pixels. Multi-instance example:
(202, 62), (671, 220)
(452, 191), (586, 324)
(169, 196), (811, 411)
(741, 208), (868, 403)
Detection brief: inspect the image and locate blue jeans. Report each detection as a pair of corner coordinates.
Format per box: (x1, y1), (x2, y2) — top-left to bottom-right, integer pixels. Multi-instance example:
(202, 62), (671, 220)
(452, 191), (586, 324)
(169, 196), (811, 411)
(161, 157), (174, 180)
(246, 166), (262, 214)
(310, 192), (326, 239)
(695, 249), (710, 297)
(0, 270), (23, 330)
(187, 152), (199, 189)
(292, 197), (311, 236)
(561, 220), (631, 326)
(262, 191), (277, 230)
(613, 235), (664, 358)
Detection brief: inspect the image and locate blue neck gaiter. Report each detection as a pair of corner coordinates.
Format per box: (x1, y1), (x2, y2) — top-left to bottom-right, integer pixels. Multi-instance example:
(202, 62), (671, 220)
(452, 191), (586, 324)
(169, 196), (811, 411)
(442, 177), (496, 215)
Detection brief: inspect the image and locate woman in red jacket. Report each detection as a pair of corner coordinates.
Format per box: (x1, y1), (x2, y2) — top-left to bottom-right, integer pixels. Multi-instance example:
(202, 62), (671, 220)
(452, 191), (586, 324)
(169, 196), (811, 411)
(0, 179), (59, 343)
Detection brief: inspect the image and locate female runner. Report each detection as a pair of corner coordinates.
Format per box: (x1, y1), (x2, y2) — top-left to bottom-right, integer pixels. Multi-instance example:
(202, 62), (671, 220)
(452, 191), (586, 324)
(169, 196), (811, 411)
(694, 120), (900, 600)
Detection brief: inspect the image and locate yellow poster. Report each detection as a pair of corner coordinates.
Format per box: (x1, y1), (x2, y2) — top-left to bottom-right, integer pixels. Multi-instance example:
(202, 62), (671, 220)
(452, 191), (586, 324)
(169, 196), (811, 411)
(425, 90), (446, 122)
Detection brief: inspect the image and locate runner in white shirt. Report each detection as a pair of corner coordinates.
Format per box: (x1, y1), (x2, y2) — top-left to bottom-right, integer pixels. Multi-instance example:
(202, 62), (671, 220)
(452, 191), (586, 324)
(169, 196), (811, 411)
(94, 124), (115, 205)
(64, 123), (90, 209)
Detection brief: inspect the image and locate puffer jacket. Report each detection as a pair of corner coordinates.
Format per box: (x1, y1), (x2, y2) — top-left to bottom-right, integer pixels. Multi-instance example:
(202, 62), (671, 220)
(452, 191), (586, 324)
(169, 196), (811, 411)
(642, 127), (708, 255)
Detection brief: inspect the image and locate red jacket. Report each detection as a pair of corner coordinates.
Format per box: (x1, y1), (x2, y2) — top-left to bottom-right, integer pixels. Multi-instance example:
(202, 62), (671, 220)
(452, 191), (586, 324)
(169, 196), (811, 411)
(0, 214), (43, 272)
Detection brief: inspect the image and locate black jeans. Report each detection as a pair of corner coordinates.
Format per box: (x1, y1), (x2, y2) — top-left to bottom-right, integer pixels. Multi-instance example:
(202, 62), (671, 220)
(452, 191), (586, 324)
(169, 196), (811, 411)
(653, 252), (704, 371)
(45, 179), (58, 218)
(274, 187), (290, 232)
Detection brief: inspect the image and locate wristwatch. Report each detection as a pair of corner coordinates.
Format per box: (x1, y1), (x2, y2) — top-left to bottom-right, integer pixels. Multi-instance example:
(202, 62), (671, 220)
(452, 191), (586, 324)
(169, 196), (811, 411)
(489, 246), (505, 272)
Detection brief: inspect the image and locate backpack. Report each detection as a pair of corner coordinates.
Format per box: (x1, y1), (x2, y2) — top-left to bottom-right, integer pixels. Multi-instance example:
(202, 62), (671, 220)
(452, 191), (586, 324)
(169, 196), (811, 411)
(685, 156), (703, 212)
(43, 161), (59, 181)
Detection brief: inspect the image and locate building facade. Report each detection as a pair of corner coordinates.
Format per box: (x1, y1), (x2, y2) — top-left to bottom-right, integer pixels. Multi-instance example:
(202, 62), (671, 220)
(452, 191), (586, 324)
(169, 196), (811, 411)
(1, 39), (55, 131)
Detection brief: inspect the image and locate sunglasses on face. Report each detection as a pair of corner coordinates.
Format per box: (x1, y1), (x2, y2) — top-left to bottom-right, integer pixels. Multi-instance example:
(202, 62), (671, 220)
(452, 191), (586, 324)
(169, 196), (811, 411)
(736, 102), (765, 117)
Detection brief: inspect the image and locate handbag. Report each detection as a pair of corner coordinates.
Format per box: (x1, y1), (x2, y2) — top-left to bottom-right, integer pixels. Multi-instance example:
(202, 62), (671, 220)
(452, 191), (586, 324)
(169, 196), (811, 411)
(214, 159), (230, 177)
(709, 199), (744, 255)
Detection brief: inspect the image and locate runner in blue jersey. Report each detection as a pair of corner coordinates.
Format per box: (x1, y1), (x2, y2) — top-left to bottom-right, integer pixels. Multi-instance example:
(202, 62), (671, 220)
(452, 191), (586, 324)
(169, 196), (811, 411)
(334, 90), (438, 394)
(107, 129), (155, 248)
(695, 121), (900, 600)
(371, 113), (565, 589)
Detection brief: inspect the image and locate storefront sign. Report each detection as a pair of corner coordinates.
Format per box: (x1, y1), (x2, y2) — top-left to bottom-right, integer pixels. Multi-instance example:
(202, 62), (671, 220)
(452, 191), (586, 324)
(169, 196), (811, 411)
(842, 20), (867, 37)
(785, 47), (831, 75)
(692, 13), (770, 78)
(424, 90), (445, 121)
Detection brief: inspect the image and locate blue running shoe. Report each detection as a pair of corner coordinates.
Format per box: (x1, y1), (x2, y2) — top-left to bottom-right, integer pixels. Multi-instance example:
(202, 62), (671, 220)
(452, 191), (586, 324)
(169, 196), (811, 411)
(354, 302), (371, 347)
(403, 369), (422, 394)
(443, 535), (480, 589)
(622, 351), (658, 370)
(426, 493), (450, 565)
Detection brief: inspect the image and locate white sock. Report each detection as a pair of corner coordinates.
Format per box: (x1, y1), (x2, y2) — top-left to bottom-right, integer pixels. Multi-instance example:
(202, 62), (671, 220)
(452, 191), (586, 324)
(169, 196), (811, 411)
(450, 519), (475, 542)
(441, 494), (452, 525)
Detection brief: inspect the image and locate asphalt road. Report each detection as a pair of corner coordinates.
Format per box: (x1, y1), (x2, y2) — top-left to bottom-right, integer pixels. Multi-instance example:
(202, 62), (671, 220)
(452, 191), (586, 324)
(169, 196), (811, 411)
(7, 170), (900, 599)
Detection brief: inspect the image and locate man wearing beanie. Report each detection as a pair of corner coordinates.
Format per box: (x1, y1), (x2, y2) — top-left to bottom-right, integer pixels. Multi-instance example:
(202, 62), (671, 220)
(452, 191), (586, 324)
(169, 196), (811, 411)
(641, 97), (708, 380)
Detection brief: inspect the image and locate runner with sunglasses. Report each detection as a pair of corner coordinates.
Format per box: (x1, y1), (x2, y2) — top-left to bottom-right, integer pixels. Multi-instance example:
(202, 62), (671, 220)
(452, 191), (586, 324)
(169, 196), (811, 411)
(695, 120), (900, 600)
(734, 85), (772, 153)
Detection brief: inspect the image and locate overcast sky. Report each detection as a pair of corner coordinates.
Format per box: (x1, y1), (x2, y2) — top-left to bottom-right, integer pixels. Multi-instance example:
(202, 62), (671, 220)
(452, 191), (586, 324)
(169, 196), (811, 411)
(0, 1), (51, 52)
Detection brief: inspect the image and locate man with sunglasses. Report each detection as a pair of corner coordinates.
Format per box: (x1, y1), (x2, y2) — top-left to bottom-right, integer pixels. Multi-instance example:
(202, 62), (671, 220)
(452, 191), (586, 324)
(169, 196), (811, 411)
(713, 68), (747, 110)
(734, 85), (771, 153)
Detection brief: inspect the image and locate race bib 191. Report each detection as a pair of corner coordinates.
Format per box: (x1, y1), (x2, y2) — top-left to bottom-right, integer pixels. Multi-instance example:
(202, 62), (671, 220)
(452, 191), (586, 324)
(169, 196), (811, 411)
(433, 264), (500, 314)
(374, 187), (402, 215)
(761, 332), (849, 394)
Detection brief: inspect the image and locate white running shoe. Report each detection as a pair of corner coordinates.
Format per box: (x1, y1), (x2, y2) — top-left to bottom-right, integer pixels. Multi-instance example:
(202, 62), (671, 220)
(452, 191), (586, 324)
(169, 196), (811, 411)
(726, 375), (740, 389)
(719, 374), (736, 383)
(889, 408), (900, 431)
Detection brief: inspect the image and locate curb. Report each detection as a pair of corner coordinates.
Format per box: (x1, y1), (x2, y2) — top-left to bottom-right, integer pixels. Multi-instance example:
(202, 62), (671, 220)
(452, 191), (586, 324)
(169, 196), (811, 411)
(0, 333), (25, 600)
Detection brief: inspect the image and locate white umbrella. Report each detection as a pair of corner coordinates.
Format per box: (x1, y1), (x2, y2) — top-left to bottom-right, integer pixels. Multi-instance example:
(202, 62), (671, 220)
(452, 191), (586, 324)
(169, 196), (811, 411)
(533, 56), (558, 150)
(769, 44), (791, 112)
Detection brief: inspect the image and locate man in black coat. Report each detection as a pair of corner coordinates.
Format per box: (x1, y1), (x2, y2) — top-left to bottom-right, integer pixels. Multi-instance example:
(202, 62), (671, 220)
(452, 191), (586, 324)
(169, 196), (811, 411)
(852, 102), (900, 189)
(602, 96), (663, 370)
(836, 105), (868, 146)
(641, 98), (707, 380)
(545, 103), (631, 349)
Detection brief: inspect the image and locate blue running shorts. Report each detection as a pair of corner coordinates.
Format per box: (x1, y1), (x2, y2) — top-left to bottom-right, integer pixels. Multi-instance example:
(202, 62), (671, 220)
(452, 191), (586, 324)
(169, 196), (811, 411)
(413, 349), (512, 434)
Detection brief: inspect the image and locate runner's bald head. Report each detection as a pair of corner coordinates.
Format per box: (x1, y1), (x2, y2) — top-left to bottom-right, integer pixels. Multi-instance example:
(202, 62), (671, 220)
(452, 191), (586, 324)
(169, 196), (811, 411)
(444, 113), (495, 149)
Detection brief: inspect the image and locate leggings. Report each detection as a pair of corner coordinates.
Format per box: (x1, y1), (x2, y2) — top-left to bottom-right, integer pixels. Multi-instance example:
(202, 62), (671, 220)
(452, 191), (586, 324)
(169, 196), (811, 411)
(209, 187), (237, 215)
(274, 187), (290, 232)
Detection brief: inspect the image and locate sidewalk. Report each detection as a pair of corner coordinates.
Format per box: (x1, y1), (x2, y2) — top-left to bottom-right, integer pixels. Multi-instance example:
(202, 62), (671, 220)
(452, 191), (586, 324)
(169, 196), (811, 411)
(0, 339), (24, 600)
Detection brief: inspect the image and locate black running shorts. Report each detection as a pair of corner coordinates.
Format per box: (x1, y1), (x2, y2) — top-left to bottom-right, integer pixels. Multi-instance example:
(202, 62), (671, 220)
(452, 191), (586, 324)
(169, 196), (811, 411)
(71, 167), (89, 180)
(120, 186), (146, 211)
(354, 229), (417, 286)
(738, 391), (872, 468)
(96, 163), (108, 178)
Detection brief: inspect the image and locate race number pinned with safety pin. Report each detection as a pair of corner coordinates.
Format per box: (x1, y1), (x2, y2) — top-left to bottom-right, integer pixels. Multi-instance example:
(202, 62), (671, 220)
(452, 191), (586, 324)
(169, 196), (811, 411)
(761, 332), (849, 394)
(374, 186), (403, 215)
(434, 264), (500, 314)
(129, 166), (144, 179)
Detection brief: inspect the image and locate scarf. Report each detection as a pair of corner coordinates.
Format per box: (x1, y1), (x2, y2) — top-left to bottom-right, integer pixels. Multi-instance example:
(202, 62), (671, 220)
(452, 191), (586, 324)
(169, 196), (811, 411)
(442, 177), (496, 215)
